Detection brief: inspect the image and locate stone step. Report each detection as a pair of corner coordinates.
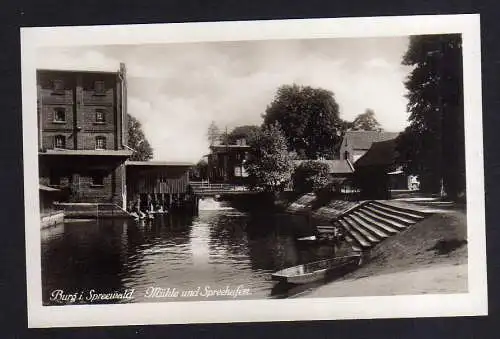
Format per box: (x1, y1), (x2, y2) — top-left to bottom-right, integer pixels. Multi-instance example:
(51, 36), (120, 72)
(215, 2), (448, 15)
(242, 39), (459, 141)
(348, 213), (391, 239)
(369, 201), (425, 222)
(356, 209), (407, 231)
(371, 200), (429, 218)
(369, 201), (426, 220)
(344, 234), (362, 252)
(342, 216), (380, 244)
(351, 211), (400, 235)
(364, 205), (415, 225)
(338, 219), (372, 248)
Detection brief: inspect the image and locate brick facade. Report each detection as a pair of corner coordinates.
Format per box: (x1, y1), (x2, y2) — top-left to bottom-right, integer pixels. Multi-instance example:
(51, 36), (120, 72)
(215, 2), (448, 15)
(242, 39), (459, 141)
(37, 70), (124, 152)
(37, 66), (130, 206)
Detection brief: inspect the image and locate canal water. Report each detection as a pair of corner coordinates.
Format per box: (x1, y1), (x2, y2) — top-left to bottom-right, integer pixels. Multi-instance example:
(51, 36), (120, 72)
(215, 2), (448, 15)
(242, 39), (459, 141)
(41, 203), (351, 305)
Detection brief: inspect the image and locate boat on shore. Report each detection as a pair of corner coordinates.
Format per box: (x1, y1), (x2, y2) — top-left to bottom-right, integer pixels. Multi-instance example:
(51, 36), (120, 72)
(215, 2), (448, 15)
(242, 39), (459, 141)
(295, 233), (342, 246)
(271, 253), (363, 284)
(296, 235), (317, 241)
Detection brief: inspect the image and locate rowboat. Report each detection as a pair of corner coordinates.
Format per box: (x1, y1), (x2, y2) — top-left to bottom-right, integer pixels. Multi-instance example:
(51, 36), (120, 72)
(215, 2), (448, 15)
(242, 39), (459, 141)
(294, 234), (342, 247)
(296, 235), (317, 241)
(271, 254), (363, 284)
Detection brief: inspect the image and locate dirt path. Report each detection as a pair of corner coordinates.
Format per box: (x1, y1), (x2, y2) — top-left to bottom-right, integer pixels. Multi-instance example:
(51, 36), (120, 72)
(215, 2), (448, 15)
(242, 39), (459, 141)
(306, 263), (467, 298)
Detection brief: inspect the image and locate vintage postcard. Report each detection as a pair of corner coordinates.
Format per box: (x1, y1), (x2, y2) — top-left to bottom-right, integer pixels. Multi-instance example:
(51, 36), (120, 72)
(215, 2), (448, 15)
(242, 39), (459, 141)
(21, 15), (487, 328)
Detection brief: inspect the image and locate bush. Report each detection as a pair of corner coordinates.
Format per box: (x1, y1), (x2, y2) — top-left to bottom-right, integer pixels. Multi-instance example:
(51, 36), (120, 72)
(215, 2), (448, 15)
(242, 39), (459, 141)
(292, 160), (330, 194)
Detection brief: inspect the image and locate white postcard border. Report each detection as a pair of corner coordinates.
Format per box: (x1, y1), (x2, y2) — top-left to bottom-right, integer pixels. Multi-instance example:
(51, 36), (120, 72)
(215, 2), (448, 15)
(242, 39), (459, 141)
(21, 14), (487, 328)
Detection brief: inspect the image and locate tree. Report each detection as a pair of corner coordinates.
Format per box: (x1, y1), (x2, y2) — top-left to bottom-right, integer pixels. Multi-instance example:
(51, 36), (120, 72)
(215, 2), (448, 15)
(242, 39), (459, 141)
(207, 121), (221, 146)
(262, 84), (343, 159)
(222, 125), (260, 144)
(244, 123), (293, 192)
(352, 109), (382, 131)
(127, 114), (153, 161)
(396, 34), (464, 199)
(292, 160), (330, 194)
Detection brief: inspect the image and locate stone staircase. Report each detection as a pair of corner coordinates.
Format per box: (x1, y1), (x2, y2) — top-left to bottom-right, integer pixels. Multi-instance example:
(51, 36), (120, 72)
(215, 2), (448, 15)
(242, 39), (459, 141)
(317, 200), (432, 251)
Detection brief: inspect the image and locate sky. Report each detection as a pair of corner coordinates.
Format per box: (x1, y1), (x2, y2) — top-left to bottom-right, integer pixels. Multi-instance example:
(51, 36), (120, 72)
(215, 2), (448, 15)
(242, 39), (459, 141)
(36, 37), (413, 162)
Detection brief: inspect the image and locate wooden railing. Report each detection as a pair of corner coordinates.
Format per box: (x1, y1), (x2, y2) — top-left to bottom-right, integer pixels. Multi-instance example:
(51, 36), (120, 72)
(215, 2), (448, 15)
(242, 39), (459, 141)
(189, 181), (250, 194)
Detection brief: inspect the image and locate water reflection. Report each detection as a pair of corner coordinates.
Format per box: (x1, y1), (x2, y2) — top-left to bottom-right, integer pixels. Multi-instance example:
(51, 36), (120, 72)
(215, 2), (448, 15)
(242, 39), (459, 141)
(41, 209), (346, 305)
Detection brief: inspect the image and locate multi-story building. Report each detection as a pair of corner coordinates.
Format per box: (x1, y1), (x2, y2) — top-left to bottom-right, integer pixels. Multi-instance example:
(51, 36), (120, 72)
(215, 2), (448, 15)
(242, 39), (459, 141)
(207, 138), (250, 184)
(37, 64), (132, 208)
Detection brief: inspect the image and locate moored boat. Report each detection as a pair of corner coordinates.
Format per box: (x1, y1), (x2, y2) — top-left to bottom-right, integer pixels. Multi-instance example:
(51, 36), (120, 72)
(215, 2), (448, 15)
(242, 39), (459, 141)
(271, 254), (363, 284)
(296, 235), (317, 241)
(294, 233), (342, 246)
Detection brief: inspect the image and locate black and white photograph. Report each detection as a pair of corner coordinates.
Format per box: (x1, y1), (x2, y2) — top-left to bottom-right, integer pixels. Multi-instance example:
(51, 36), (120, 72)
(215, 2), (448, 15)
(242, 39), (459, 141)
(21, 15), (487, 327)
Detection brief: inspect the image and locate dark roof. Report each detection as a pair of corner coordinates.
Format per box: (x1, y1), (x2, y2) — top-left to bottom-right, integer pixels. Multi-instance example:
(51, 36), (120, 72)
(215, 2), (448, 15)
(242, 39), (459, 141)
(39, 184), (60, 192)
(36, 68), (119, 75)
(355, 139), (397, 168)
(40, 149), (132, 157)
(343, 131), (399, 150)
(293, 160), (354, 174)
(126, 161), (194, 167)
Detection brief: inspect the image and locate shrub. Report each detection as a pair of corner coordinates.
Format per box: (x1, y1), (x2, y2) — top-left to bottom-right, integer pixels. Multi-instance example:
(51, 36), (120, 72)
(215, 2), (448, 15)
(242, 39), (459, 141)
(292, 160), (330, 194)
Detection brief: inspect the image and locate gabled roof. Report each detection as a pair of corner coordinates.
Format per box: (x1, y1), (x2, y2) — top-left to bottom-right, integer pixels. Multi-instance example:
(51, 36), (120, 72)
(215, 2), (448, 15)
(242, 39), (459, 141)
(343, 130), (399, 150)
(293, 160), (354, 174)
(355, 139), (397, 168)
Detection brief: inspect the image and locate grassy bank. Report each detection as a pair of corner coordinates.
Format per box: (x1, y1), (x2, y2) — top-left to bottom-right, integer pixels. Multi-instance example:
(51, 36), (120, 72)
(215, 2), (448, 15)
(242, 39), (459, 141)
(305, 207), (468, 297)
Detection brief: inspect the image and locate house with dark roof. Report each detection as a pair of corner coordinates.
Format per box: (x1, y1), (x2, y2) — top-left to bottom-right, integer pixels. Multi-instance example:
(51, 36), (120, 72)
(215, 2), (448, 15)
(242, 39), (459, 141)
(340, 130), (400, 163)
(291, 159), (355, 193)
(292, 160), (354, 176)
(354, 138), (408, 199)
(206, 139), (251, 184)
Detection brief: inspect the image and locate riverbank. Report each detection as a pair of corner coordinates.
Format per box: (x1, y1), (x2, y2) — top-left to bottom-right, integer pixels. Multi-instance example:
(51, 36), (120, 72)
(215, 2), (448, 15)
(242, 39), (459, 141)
(306, 263), (467, 297)
(304, 207), (468, 297)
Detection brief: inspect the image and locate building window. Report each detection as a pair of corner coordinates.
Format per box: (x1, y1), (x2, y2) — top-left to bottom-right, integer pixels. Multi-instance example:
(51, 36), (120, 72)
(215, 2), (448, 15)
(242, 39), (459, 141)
(54, 135), (66, 149)
(95, 109), (105, 123)
(95, 136), (106, 150)
(91, 172), (104, 186)
(52, 80), (64, 94)
(94, 81), (106, 95)
(234, 166), (241, 177)
(53, 108), (66, 122)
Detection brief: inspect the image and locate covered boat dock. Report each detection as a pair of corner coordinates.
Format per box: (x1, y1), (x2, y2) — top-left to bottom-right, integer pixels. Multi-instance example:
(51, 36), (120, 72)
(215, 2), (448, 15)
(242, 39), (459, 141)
(125, 161), (195, 213)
